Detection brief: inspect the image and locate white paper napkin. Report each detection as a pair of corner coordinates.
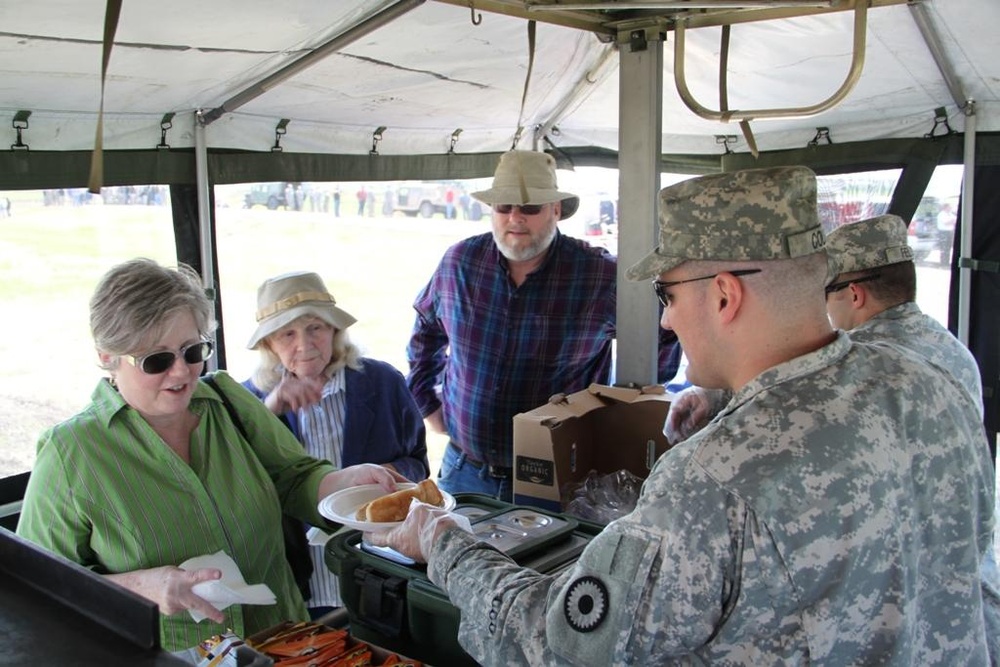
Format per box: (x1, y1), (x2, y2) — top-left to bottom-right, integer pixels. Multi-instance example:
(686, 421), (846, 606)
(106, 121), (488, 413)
(180, 550), (277, 622)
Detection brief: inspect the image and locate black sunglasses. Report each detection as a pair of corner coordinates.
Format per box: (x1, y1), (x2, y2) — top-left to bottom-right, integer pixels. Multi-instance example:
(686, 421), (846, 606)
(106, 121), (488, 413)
(494, 203), (545, 215)
(824, 273), (881, 296)
(125, 340), (214, 375)
(652, 269), (761, 308)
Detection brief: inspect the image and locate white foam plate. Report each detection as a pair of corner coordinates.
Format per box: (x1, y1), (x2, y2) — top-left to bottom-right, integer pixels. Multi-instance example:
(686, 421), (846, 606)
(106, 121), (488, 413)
(317, 483), (455, 533)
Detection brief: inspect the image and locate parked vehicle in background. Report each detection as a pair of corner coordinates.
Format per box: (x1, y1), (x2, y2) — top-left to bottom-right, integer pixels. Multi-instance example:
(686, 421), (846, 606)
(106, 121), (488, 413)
(394, 182), (485, 220)
(244, 182), (294, 210)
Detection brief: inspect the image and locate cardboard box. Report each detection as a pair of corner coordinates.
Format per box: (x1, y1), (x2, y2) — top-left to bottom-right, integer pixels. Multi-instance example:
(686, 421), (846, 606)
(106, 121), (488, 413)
(513, 383), (672, 513)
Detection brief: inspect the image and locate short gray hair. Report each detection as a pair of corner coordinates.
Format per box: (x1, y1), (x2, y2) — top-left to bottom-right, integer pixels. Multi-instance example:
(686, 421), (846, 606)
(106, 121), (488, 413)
(90, 258), (216, 369)
(687, 253), (828, 309)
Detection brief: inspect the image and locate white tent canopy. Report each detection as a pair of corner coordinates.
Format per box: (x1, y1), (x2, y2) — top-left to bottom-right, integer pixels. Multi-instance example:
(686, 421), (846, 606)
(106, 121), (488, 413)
(2, 0), (997, 158)
(2, 0), (998, 408)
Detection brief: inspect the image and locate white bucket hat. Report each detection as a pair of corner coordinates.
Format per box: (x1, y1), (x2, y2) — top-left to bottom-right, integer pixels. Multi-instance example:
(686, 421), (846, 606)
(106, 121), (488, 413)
(247, 271), (356, 349)
(472, 150), (580, 220)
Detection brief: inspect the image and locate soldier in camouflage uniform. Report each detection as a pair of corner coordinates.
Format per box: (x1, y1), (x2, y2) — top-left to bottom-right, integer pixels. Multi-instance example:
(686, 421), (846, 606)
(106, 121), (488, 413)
(826, 213), (999, 665)
(825, 213), (983, 414)
(371, 166), (995, 665)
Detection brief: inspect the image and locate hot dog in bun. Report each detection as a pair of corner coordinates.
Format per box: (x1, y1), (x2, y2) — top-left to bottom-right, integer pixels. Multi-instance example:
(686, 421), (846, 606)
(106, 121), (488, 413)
(355, 479), (445, 522)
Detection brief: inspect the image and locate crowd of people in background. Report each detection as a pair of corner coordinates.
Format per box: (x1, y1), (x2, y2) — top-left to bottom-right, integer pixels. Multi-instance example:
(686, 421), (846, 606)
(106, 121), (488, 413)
(243, 182), (477, 219)
(41, 186), (168, 206)
(32, 181), (488, 221)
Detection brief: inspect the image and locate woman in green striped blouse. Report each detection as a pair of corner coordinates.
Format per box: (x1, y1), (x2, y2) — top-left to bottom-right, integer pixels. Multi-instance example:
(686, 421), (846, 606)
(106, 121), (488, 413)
(16, 258), (405, 653)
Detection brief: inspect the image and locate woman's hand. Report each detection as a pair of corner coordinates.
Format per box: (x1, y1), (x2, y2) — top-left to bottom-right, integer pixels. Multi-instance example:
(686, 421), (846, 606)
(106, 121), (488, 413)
(264, 373), (324, 414)
(106, 565), (225, 622)
(318, 463), (409, 500)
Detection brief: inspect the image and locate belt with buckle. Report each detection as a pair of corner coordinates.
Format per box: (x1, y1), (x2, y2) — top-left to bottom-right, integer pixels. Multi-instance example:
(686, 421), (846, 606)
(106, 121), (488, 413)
(453, 443), (512, 479)
(483, 464), (512, 479)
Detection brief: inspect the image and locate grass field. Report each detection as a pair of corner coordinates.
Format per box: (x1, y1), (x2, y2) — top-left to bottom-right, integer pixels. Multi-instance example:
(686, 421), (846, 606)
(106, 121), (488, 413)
(0, 195), (487, 478)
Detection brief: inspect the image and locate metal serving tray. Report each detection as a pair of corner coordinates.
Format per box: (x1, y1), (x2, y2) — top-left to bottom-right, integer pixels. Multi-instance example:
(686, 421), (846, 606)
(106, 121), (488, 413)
(325, 494), (601, 667)
(469, 507), (577, 559)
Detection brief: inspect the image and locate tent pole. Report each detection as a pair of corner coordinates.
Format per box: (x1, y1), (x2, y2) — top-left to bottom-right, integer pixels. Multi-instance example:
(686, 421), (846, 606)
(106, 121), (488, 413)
(957, 107), (976, 346)
(194, 110), (219, 372)
(615, 28), (664, 386)
(909, 1), (976, 346)
(909, 2), (967, 109)
(201, 0), (425, 125)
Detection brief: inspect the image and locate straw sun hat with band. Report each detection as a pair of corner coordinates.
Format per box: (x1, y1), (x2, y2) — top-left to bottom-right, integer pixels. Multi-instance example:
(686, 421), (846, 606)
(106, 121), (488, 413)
(247, 271), (356, 349)
(472, 150), (580, 220)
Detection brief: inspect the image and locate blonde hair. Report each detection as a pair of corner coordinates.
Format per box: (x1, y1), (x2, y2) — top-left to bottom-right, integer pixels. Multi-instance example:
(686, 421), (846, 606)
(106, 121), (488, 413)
(250, 318), (363, 392)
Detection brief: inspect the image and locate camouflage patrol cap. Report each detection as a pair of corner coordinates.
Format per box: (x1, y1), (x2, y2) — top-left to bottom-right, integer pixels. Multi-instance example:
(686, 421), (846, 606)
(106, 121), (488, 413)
(626, 166), (825, 281)
(825, 214), (914, 278)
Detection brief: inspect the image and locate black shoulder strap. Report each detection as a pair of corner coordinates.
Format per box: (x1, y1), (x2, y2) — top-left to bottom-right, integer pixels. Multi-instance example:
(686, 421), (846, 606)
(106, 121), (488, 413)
(201, 374), (315, 600)
(202, 375), (249, 442)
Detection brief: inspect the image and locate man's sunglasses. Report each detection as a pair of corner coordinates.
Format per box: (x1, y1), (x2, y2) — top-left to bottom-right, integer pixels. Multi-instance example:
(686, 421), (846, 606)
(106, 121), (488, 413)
(652, 269), (761, 308)
(824, 273), (881, 296)
(124, 340), (215, 375)
(494, 203), (545, 215)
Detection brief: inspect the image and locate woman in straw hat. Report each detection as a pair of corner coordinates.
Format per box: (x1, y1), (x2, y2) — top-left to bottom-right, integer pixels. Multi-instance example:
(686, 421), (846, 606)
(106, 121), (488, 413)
(243, 270), (429, 617)
(17, 258), (406, 655)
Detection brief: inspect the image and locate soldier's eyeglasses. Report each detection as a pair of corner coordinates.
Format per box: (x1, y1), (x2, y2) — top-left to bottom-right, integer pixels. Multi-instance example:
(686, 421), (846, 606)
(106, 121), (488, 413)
(124, 341), (214, 374)
(652, 269), (761, 308)
(494, 204), (545, 215)
(824, 273), (881, 297)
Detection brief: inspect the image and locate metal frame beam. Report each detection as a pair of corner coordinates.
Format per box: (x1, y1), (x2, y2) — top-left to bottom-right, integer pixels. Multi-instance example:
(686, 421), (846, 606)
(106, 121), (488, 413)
(202, 0), (426, 125)
(615, 27), (664, 386)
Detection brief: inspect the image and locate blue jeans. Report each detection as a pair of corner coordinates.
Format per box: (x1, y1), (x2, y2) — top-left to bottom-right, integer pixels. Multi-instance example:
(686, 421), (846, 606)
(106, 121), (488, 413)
(437, 442), (512, 502)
